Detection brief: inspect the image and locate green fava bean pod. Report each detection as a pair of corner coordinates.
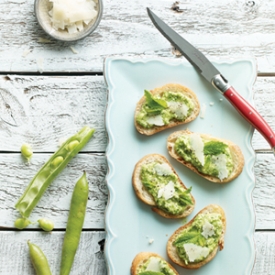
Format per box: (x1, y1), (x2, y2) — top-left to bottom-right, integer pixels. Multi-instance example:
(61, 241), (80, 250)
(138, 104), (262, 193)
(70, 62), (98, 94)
(15, 126), (95, 218)
(60, 172), (89, 275)
(28, 241), (52, 275)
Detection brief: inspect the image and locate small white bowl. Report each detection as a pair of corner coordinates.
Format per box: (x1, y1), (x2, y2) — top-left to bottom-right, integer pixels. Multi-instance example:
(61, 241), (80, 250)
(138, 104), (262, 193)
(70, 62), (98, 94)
(34, 0), (103, 42)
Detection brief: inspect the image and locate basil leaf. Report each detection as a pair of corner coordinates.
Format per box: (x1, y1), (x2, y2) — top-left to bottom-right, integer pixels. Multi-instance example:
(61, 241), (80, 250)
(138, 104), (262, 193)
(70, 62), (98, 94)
(144, 90), (167, 109)
(173, 231), (200, 245)
(204, 141), (227, 155)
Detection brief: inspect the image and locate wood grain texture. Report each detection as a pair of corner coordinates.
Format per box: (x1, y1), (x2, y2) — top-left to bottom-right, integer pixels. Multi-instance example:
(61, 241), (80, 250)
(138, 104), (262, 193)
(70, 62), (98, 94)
(1, 0), (275, 72)
(0, 153), (107, 229)
(253, 153), (275, 230)
(254, 232), (275, 275)
(0, 75), (107, 151)
(0, 75), (275, 152)
(0, 231), (274, 275)
(0, 231), (106, 275)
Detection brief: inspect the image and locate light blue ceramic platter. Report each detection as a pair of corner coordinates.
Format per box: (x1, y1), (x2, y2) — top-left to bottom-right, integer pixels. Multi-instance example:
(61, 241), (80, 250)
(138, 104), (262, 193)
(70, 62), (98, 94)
(104, 57), (256, 275)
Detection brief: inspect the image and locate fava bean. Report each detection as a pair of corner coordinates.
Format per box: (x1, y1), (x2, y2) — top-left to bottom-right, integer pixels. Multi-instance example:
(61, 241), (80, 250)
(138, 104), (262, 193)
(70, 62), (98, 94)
(15, 126), (95, 218)
(21, 143), (33, 161)
(60, 172), (89, 275)
(38, 218), (54, 232)
(28, 241), (52, 275)
(14, 218), (32, 230)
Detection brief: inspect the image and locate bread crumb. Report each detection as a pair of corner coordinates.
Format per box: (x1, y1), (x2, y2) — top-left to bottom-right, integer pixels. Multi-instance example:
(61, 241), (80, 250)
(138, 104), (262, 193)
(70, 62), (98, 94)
(70, 46), (79, 54)
(38, 37), (52, 43)
(200, 103), (206, 119)
(22, 49), (31, 57)
(36, 58), (44, 74)
(220, 98), (223, 102)
(148, 238), (154, 244)
(209, 102), (214, 106)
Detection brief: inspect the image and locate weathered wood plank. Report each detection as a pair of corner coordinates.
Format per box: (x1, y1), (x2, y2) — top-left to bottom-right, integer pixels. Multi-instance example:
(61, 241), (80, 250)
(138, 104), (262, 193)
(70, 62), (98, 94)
(253, 153), (275, 230)
(0, 230), (273, 275)
(0, 75), (275, 152)
(252, 77), (275, 151)
(0, 75), (107, 151)
(253, 232), (275, 275)
(0, 231), (106, 275)
(0, 150), (274, 230)
(0, 153), (107, 229)
(1, 0), (275, 73)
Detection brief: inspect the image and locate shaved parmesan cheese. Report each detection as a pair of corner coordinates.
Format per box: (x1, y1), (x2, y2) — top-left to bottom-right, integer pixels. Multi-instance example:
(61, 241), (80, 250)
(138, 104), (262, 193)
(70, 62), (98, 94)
(183, 243), (210, 262)
(212, 154), (228, 180)
(190, 134), (205, 166)
(201, 221), (215, 239)
(154, 163), (173, 176)
(49, 0), (98, 34)
(146, 115), (164, 126)
(36, 58), (44, 74)
(200, 103), (206, 119)
(168, 101), (189, 119)
(70, 46), (79, 54)
(146, 257), (161, 272)
(158, 181), (175, 200)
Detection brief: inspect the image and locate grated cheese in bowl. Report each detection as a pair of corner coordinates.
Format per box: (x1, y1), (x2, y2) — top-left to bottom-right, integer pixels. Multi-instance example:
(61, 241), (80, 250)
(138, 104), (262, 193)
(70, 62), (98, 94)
(49, 0), (98, 34)
(34, 0), (103, 42)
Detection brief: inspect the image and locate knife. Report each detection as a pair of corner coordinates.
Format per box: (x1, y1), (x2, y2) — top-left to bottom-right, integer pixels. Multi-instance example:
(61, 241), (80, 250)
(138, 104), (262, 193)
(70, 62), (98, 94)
(147, 7), (275, 154)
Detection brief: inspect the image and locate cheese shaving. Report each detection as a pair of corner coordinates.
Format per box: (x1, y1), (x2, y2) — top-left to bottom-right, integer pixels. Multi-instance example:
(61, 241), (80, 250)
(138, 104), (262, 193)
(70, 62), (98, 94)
(158, 181), (175, 200)
(183, 243), (210, 262)
(154, 163), (173, 176)
(201, 221), (215, 239)
(49, 0), (98, 34)
(212, 154), (228, 180)
(146, 257), (161, 272)
(190, 134), (205, 166)
(146, 115), (164, 126)
(168, 101), (189, 119)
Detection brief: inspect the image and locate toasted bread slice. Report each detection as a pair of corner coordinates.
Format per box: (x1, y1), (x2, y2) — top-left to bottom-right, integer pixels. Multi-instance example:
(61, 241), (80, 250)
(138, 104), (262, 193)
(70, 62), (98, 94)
(134, 83), (200, 135)
(167, 129), (244, 183)
(131, 252), (179, 275)
(132, 154), (195, 219)
(167, 204), (226, 269)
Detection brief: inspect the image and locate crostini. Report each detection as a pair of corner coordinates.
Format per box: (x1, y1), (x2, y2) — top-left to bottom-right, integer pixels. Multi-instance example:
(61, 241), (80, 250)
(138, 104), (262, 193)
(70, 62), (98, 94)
(131, 252), (179, 275)
(167, 204), (226, 269)
(132, 154), (195, 218)
(167, 129), (244, 183)
(134, 83), (200, 135)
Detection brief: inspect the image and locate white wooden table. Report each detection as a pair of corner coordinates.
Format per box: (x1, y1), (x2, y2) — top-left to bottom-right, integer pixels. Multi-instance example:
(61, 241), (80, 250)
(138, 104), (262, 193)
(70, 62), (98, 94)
(0, 0), (275, 274)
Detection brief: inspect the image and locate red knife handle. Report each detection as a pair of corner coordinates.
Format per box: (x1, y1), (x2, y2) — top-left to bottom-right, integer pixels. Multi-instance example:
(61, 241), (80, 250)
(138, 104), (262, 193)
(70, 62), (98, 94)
(224, 86), (275, 148)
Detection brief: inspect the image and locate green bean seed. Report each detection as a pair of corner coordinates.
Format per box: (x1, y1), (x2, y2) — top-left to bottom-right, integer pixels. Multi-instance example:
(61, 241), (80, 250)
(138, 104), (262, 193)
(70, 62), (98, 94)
(14, 218), (32, 230)
(51, 156), (64, 168)
(68, 140), (80, 151)
(21, 143), (33, 160)
(38, 218), (54, 232)
(15, 126), (95, 218)
(28, 241), (52, 275)
(60, 172), (89, 275)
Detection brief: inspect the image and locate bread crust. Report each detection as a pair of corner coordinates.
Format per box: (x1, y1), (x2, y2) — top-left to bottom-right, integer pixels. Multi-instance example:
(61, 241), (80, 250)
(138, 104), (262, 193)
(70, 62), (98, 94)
(167, 129), (245, 183)
(134, 83), (200, 135)
(131, 252), (179, 275)
(132, 154), (195, 219)
(167, 204), (226, 269)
